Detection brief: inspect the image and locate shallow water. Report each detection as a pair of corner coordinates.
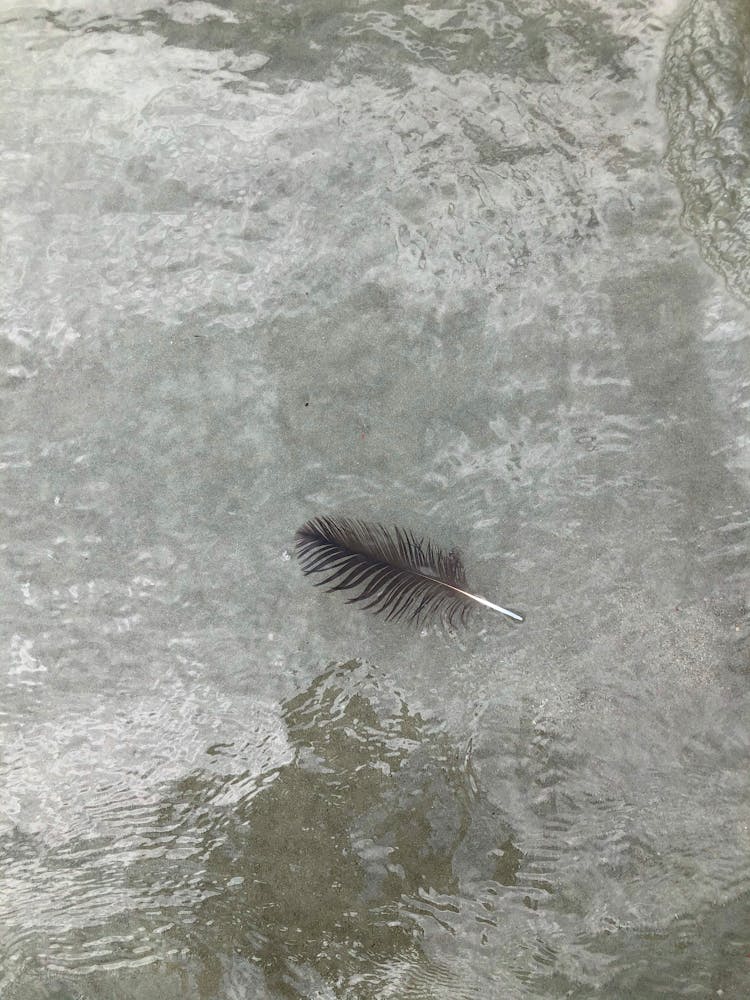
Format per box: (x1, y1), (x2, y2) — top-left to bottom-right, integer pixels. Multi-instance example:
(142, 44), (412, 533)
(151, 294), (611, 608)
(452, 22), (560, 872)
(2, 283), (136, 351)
(1, 1), (749, 997)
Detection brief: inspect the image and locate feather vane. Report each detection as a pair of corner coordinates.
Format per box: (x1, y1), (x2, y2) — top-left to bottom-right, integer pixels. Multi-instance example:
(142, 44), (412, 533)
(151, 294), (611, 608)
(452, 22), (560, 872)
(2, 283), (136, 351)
(295, 515), (523, 627)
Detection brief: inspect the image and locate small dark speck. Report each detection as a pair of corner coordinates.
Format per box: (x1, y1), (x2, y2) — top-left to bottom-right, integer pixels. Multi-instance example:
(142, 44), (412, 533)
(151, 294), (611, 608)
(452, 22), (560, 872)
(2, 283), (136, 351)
(304, 401), (309, 407)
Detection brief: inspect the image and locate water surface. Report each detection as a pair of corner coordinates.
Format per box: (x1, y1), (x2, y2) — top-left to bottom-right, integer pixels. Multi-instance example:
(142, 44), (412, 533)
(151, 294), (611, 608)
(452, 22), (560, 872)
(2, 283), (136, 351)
(1, 1), (749, 997)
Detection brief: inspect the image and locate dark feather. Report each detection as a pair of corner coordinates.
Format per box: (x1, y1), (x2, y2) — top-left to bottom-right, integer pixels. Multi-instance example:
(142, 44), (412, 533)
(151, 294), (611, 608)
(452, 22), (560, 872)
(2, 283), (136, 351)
(295, 515), (523, 627)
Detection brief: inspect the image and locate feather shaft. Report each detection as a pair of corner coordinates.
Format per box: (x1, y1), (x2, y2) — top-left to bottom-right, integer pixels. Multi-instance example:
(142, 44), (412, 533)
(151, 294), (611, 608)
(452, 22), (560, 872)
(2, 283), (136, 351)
(451, 589), (525, 622)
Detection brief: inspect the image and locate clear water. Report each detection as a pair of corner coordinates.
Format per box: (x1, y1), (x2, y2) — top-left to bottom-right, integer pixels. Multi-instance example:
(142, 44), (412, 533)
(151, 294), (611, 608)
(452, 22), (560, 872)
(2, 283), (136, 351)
(1, 1), (748, 997)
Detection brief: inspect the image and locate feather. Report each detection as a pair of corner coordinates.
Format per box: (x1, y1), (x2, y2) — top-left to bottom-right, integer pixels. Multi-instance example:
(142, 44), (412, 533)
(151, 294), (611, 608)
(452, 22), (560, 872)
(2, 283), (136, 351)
(295, 515), (524, 627)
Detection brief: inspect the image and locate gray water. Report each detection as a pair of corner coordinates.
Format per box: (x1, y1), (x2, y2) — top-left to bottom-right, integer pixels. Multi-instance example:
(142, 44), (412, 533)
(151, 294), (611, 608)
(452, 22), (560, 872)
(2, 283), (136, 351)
(1, 1), (749, 997)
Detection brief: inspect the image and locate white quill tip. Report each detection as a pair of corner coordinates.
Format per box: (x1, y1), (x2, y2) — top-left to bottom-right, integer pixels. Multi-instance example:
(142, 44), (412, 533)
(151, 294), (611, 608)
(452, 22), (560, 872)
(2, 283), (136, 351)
(457, 590), (524, 623)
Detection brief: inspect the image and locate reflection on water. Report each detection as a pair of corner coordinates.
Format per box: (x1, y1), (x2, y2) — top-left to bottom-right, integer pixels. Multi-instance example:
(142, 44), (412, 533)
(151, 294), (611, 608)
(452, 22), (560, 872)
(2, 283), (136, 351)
(193, 660), (507, 996)
(661, 0), (750, 305)
(2, 661), (524, 997)
(5, 657), (746, 998)
(42, 0), (637, 89)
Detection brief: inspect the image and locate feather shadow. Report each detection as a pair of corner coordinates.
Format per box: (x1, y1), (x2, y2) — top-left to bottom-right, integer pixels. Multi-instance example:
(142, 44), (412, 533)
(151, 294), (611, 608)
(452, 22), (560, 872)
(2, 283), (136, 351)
(295, 515), (523, 627)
